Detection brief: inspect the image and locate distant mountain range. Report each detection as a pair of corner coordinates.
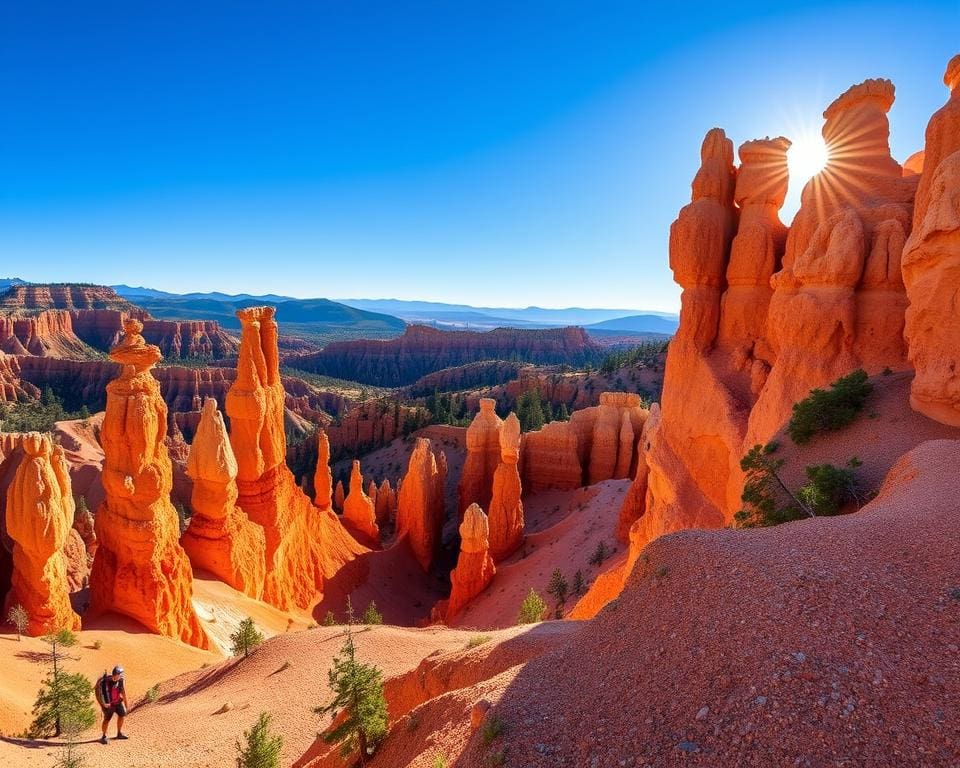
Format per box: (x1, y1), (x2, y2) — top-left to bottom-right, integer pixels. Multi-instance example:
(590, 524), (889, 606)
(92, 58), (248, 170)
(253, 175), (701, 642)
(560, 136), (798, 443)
(336, 298), (678, 333)
(0, 280), (677, 339)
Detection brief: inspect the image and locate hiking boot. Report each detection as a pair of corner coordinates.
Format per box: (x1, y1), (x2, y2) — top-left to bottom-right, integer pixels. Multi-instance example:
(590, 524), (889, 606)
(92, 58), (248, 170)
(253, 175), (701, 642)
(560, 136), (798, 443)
(115, 733), (129, 740)
(99, 735), (108, 745)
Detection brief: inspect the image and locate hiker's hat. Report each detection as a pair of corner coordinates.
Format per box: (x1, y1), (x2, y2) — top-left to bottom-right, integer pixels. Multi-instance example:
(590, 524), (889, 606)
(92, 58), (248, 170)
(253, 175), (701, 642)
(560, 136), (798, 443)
(112, 665), (124, 675)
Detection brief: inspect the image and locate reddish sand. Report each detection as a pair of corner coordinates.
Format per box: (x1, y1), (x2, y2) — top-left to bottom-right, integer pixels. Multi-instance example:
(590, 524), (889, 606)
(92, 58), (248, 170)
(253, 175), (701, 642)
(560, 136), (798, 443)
(450, 480), (630, 629)
(0, 621), (561, 768)
(444, 438), (960, 767)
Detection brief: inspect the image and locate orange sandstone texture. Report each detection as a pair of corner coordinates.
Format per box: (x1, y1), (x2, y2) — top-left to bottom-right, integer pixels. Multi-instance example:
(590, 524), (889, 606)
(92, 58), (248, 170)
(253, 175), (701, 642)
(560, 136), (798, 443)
(181, 398), (266, 599)
(903, 55), (960, 425)
(375, 478), (397, 524)
(519, 420), (581, 491)
(609, 72), (933, 621)
(458, 398), (502, 517)
(444, 503), (495, 621)
(313, 429), (333, 508)
(342, 460), (379, 543)
(334, 480), (345, 512)
(396, 437), (446, 571)
(487, 413), (524, 561)
(4, 432), (82, 635)
(88, 319), (208, 648)
(225, 307), (364, 610)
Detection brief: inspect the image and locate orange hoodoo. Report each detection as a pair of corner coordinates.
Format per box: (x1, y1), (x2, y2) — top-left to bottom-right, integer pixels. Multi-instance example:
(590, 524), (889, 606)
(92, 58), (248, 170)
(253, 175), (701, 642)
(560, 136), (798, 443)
(5, 432), (82, 635)
(396, 437), (446, 571)
(903, 54), (960, 426)
(181, 398), (267, 599)
(342, 459), (379, 543)
(225, 306), (365, 610)
(488, 413), (524, 561)
(89, 319), (208, 648)
(445, 502), (495, 621)
(313, 429), (333, 508)
(458, 398), (502, 517)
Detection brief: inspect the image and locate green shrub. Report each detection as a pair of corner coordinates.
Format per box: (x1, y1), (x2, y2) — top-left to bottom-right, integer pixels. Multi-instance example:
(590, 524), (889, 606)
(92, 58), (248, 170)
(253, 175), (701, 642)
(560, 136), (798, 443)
(588, 541), (609, 567)
(734, 442), (810, 528)
(235, 712), (283, 768)
(797, 459), (861, 516)
(466, 634), (492, 649)
(788, 369), (872, 444)
(516, 589), (547, 625)
(480, 714), (504, 745)
(362, 601), (383, 625)
(230, 617), (264, 658)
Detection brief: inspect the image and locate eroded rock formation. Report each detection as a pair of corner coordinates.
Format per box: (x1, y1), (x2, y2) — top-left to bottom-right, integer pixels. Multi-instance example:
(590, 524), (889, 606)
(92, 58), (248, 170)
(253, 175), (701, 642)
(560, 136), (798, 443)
(4, 432), (81, 635)
(225, 307), (364, 610)
(458, 399), (503, 516)
(519, 420), (582, 491)
(604, 71), (942, 614)
(903, 55), (960, 425)
(396, 437), (445, 571)
(445, 503), (495, 620)
(181, 398), (266, 598)
(488, 413), (524, 561)
(375, 478), (396, 524)
(314, 429), (333, 508)
(342, 460), (379, 543)
(88, 319), (208, 647)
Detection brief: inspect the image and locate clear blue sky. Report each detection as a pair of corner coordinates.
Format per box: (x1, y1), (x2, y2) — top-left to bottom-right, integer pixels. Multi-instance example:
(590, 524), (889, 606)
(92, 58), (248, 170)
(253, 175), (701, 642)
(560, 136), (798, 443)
(1, 1), (957, 311)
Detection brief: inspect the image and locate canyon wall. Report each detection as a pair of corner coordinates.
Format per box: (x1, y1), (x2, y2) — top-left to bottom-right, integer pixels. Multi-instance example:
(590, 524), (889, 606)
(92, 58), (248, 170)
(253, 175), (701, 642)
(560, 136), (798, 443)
(287, 324), (604, 386)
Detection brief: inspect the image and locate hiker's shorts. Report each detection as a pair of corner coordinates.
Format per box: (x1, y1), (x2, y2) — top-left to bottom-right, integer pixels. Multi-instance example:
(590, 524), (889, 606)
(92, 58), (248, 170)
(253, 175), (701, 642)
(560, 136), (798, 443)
(102, 702), (127, 721)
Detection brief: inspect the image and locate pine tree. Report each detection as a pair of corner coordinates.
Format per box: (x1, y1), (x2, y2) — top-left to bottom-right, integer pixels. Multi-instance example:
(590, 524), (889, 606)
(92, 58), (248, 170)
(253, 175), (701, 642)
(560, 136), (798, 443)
(322, 611), (338, 627)
(235, 712), (283, 768)
(362, 601), (383, 625)
(546, 569), (568, 605)
(516, 588), (547, 625)
(230, 617), (265, 659)
(316, 599), (388, 765)
(28, 630), (96, 738)
(7, 603), (29, 640)
(572, 570), (586, 596)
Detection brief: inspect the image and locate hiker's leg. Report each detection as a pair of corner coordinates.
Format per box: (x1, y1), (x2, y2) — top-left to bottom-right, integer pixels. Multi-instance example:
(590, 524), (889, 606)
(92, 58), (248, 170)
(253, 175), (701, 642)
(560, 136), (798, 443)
(116, 713), (125, 736)
(102, 709), (111, 736)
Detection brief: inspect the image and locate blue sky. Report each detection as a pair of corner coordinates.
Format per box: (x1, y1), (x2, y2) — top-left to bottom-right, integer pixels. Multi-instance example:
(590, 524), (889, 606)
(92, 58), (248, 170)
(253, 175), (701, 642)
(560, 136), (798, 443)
(1, 1), (957, 311)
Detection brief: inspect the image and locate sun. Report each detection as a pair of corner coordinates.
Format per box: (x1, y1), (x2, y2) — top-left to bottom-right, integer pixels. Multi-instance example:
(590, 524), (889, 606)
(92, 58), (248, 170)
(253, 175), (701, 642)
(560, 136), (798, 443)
(787, 133), (830, 185)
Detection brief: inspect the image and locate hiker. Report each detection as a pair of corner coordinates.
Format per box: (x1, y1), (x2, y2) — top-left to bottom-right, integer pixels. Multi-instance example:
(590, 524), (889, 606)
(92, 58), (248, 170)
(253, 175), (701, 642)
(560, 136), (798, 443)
(96, 665), (129, 744)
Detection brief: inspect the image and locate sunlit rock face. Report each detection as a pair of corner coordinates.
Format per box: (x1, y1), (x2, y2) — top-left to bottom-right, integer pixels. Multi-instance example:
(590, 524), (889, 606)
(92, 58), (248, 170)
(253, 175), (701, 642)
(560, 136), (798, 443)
(5, 432), (81, 636)
(603, 64), (958, 617)
(181, 398), (266, 599)
(225, 307), (365, 610)
(89, 319), (208, 648)
(902, 55), (960, 425)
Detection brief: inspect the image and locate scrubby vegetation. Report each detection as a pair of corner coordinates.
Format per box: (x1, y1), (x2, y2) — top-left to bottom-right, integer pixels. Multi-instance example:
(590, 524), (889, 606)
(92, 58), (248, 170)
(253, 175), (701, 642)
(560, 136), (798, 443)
(362, 601), (383, 625)
(517, 588), (547, 624)
(28, 630), (96, 739)
(0, 387), (90, 433)
(788, 369), (872, 444)
(735, 442), (863, 527)
(230, 617), (265, 658)
(598, 340), (667, 374)
(317, 599), (388, 764)
(235, 712), (283, 768)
